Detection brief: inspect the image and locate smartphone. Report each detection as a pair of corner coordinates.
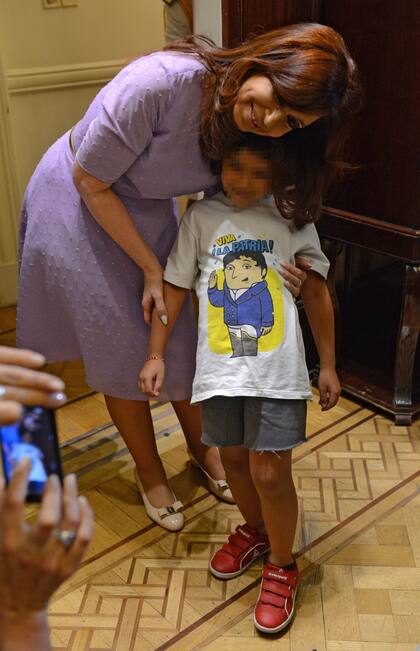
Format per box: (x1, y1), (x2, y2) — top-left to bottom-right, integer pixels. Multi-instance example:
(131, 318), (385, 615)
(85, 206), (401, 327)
(0, 406), (63, 502)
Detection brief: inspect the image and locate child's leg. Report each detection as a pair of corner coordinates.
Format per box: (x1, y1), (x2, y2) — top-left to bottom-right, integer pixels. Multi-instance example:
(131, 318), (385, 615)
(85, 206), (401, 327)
(249, 449), (297, 566)
(220, 446), (264, 531)
(209, 446), (270, 579)
(203, 397), (270, 578)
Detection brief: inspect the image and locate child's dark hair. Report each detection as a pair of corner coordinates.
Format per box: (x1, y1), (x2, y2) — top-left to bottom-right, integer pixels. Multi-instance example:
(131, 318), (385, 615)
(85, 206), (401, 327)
(213, 134), (275, 176)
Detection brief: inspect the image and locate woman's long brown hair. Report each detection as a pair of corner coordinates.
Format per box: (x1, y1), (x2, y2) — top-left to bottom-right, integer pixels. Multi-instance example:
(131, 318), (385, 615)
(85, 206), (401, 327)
(165, 23), (361, 227)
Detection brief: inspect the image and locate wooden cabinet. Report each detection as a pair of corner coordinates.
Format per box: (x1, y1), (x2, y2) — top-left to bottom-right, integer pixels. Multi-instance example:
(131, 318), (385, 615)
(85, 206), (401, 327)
(222, 0), (420, 423)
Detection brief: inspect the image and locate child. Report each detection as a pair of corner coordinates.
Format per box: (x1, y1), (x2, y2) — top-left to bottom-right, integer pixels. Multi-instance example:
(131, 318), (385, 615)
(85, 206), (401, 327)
(139, 140), (341, 634)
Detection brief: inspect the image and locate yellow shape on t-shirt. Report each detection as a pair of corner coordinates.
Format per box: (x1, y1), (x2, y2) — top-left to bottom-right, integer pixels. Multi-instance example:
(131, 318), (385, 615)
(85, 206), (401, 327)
(207, 267), (284, 355)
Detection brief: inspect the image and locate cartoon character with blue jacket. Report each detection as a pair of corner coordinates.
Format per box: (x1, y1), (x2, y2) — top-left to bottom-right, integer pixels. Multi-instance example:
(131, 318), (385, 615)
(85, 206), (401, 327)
(208, 250), (274, 357)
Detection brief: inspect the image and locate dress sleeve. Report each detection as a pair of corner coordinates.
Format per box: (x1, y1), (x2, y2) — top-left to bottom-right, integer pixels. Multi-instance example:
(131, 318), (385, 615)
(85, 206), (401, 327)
(164, 208), (199, 289)
(76, 58), (170, 183)
(293, 224), (330, 279)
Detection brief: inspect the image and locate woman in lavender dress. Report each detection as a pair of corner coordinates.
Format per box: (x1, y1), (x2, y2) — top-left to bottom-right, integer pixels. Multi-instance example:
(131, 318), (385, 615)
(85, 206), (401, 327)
(17, 23), (359, 530)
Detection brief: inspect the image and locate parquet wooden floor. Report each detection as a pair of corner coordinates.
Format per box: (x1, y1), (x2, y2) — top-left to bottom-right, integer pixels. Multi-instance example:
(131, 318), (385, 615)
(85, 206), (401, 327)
(44, 402), (419, 651)
(2, 308), (419, 649)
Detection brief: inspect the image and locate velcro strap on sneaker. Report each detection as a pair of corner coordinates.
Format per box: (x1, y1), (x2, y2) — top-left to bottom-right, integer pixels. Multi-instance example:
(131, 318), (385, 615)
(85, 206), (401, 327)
(262, 581), (292, 600)
(229, 532), (255, 551)
(263, 567), (297, 587)
(221, 542), (245, 558)
(236, 525), (254, 540)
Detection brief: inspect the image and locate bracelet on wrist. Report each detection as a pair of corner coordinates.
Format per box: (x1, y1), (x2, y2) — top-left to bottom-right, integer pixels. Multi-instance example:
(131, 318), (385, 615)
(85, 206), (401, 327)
(145, 353), (164, 362)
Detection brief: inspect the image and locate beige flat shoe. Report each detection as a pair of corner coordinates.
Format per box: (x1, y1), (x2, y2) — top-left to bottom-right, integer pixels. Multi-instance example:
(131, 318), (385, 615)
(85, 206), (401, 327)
(135, 470), (185, 531)
(189, 454), (235, 504)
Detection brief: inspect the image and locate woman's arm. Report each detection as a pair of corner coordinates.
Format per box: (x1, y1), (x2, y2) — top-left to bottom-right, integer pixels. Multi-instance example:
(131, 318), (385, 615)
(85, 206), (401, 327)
(299, 272), (341, 410)
(139, 281), (189, 397)
(72, 162), (166, 325)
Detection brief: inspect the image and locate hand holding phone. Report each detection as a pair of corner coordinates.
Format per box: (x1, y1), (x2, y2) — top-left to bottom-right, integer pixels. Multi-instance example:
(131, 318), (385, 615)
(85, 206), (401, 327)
(0, 460), (93, 650)
(0, 406), (63, 501)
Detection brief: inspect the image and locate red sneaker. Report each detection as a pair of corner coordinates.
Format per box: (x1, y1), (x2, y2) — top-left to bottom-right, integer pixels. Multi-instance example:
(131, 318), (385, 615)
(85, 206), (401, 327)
(254, 562), (299, 633)
(209, 523), (270, 579)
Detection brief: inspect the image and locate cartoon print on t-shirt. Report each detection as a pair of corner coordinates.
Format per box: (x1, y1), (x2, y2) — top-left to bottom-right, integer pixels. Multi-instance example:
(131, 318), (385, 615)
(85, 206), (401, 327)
(207, 233), (285, 356)
(208, 250), (274, 357)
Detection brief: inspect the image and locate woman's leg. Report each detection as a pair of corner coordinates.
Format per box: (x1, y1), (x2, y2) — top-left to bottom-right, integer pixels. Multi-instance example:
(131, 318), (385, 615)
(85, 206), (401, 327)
(249, 449), (297, 567)
(171, 399), (227, 480)
(220, 446), (264, 531)
(104, 395), (174, 507)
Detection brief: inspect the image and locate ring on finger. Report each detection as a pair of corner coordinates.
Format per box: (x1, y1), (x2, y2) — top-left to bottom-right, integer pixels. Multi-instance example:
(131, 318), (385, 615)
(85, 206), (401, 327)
(53, 529), (77, 550)
(0, 385), (7, 400)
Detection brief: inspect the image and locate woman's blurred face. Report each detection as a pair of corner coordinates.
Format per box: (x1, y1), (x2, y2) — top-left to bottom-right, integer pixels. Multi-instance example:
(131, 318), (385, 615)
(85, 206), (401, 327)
(233, 75), (322, 138)
(221, 148), (271, 209)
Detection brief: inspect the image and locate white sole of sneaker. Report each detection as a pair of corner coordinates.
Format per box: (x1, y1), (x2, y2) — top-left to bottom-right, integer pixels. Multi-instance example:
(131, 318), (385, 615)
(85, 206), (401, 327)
(209, 548), (269, 580)
(253, 586), (298, 634)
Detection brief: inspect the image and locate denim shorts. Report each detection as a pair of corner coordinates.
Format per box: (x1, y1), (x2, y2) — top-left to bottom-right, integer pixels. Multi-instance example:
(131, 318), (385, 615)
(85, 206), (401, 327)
(201, 396), (307, 452)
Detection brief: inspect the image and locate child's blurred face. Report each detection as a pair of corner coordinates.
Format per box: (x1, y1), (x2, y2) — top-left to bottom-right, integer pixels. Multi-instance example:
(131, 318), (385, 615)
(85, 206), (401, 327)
(221, 148), (271, 209)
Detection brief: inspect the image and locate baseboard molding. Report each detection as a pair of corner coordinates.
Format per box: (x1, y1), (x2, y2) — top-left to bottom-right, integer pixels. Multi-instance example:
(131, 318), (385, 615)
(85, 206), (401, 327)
(7, 60), (126, 95)
(0, 262), (18, 307)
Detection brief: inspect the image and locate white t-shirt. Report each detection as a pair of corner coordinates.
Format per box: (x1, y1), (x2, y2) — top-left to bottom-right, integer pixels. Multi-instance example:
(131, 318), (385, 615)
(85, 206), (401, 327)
(164, 192), (330, 403)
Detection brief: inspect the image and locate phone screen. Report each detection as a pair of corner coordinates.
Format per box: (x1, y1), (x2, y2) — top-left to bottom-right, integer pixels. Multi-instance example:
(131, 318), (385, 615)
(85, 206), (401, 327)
(0, 406), (63, 501)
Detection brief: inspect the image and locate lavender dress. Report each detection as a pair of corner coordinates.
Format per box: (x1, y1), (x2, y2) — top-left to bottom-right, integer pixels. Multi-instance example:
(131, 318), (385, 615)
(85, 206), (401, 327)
(17, 52), (218, 401)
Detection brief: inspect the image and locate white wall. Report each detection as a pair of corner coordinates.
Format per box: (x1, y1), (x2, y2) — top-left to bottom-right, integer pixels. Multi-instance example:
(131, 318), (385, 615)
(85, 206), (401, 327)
(0, 0), (165, 306)
(0, 0), (165, 69)
(193, 0), (222, 46)
(0, 48), (21, 307)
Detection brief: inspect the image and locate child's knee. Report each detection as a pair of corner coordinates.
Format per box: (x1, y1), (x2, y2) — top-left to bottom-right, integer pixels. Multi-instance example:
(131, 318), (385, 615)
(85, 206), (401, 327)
(250, 450), (293, 495)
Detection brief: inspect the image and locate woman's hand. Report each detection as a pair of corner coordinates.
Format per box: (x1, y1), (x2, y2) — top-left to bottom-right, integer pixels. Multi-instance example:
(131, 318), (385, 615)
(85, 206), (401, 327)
(0, 460), (94, 651)
(142, 267), (168, 327)
(318, 367), (341, 411)
(139, 360), (165, 397)
(280, 257), (311, 298)
(0, 347), (67, 425)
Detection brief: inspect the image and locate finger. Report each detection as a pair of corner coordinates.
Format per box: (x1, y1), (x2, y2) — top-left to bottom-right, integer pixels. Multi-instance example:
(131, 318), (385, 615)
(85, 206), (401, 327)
(0, 363), (65, 392)
(283, 280), (299, 298)
(0, 474), (5, 511)
(280, 264), (305, 288)
(60, 474), (81, 534)
(139, 371), (147, 394)
(33, 475), (62, 546)
(140, 373), (150, 395)
(0, 386), (67, 409)
(153, 371), (163, 397)
(154, 296), (168, 324)
(0, 346), (45, 369)
(142, 297), (153, 326)
(318, 386), (329, 410)
(2, 458), (31, 549)
(66, 496), (93, 566)
(0, 401), (23, 424)
(327, 391), (340, 410)
(144, 372), (155, 397)
(295, 257), (313, 271)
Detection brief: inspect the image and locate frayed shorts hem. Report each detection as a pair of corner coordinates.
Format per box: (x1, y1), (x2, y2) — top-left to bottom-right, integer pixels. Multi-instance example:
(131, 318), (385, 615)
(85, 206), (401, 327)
(201, 436), (305, 453)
